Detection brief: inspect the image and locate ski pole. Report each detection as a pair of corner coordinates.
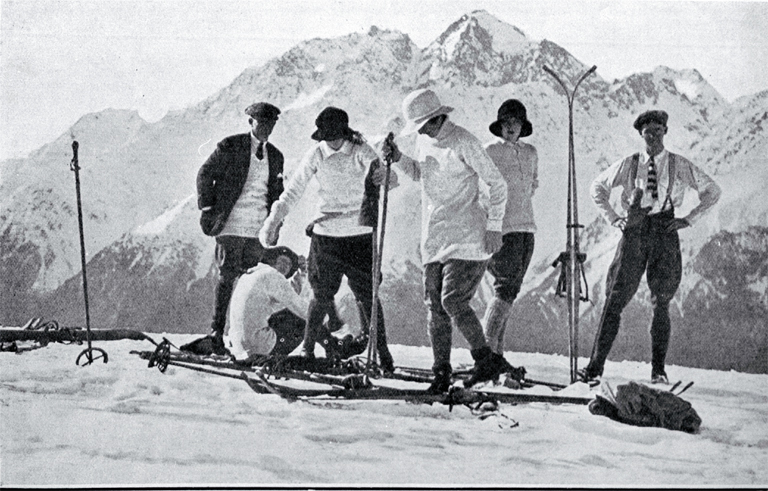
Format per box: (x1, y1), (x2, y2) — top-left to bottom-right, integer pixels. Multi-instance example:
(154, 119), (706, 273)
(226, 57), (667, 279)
(366, 132), (395, 373)
(542, 65), (596, 384)
(69, 141), (108, 366)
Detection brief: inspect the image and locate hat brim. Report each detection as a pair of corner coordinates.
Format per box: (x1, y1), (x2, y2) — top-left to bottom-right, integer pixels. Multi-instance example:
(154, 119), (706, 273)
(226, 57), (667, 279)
(311, 127), (350, 142)
(521, 121), (533, 138)
(633, 111), (669, 131)
(401, 106), (454, 135)
(489, 119), (533, 138)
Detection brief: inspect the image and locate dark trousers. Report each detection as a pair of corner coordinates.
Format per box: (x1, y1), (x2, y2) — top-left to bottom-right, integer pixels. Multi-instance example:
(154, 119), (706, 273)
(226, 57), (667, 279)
(211, 235), (265, 335)
(269, 309), (306, 357)
(586, 208), (682, 376)
(424, 259), (488, 370)
(304, 233), (388, 352)
(488, 232), (535, 303)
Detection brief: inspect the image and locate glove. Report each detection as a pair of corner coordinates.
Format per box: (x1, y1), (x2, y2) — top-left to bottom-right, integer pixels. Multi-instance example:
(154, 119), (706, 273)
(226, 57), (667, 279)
(200, 208), (225, 236)
(259, 216), (281, 246)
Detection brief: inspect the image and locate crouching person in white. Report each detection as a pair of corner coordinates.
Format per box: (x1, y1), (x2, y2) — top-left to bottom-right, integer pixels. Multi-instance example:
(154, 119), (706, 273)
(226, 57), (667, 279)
(225, 246), (307, 362)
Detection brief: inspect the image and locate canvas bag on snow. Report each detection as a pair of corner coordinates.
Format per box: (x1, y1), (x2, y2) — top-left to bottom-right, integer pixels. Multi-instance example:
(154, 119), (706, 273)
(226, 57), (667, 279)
(589, 381), (702, 433)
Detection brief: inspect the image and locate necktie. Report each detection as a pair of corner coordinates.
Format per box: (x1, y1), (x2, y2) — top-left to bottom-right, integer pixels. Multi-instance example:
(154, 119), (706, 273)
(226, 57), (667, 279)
(647, 155), (658, 200)
(256, 142), (264, 160)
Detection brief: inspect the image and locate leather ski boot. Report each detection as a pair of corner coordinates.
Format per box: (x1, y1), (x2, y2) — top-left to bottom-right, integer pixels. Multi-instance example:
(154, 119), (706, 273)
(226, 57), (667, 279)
(464, 346), (503, 388)
(427, 363), (453, 394)
(208, 322), (229, 357)
(377, 344), (395, 374)
(493, 352), (526, 382)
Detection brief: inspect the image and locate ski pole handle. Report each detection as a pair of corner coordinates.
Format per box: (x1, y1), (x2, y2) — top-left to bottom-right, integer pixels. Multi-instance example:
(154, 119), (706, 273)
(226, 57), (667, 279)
(71, 140), (79, 171)
(383, 132), (395, 164)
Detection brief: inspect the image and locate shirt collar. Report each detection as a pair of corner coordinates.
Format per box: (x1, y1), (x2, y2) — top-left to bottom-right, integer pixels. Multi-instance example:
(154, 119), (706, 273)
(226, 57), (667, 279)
(487, 135), (506, 146)
(504, 137), (522, 149)
(251, 133), (268, 153)
(643, 148), (667, 163)
(319, 139), (353, 158)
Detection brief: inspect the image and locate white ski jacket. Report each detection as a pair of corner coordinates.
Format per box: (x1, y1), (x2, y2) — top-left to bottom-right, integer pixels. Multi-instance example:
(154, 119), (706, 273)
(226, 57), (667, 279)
(397, 119), (507, 264)
(225, 263), (308, 360)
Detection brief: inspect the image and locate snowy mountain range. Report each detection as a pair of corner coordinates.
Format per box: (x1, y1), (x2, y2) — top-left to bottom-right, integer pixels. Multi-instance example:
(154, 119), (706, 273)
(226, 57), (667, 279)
(2, 10), (766, 373)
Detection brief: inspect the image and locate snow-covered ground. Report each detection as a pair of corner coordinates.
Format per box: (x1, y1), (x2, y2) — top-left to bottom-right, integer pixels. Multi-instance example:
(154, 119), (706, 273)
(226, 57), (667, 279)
(1, 335), (766, 487)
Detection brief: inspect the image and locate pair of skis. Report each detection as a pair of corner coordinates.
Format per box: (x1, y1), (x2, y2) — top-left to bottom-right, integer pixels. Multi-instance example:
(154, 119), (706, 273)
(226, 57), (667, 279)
(543, 65), (597, 384)
(242, 372), (593, 407)
(131, 346), (593, 407)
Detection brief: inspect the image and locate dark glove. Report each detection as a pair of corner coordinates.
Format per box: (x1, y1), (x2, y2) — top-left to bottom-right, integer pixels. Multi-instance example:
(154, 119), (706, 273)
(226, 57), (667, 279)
(200, 208), (225, 236)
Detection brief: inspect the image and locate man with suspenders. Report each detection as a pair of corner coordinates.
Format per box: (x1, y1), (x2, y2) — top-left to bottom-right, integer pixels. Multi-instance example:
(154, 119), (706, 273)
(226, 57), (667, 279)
(580, 110), (722, 384)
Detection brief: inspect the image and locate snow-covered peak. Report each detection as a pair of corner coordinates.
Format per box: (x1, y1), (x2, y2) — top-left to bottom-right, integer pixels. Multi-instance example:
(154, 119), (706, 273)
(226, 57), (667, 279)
(197, 26), (421, 123)
(295, 27), (416, 70)
(430, 10), (531, 58)
(424, 10), (537, 86)
(469, 9), (531, 54)
(652, 66), (725, 105)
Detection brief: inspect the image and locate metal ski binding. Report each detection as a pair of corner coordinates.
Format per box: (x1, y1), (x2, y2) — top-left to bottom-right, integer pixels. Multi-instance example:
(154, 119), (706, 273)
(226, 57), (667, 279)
(148, 339), (172, 373)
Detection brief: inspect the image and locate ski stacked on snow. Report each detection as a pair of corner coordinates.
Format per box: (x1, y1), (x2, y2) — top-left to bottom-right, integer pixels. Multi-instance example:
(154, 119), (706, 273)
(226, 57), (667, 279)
(391, 365), (567, 390)
(130, 343), (593, 408)
(1, 317), (158, 356)
(242, 371), (593, 406)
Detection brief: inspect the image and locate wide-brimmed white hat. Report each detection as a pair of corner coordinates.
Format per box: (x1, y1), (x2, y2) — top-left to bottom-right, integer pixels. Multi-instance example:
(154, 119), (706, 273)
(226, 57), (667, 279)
(401, 89), (454, 135)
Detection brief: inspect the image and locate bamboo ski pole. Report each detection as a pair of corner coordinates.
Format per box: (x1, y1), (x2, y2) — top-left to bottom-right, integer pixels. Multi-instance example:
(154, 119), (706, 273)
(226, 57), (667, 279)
(69, 141), (108, 366)
(366, 132), (395, 373)
(542, 65), (596, 384)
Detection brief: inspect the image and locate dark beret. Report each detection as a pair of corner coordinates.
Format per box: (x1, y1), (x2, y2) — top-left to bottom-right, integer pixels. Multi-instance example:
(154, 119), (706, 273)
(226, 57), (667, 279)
(245, 102), (281, 121)
(262, 245), (299, 277)
(633, 110), (669, 131)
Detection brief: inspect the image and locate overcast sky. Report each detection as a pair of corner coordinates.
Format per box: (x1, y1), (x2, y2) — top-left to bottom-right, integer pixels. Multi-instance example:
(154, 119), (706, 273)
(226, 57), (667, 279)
(1, 0), (766, 160)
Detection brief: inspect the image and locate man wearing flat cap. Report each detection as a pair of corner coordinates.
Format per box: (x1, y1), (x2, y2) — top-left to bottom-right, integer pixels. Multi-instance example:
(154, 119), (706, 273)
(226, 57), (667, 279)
(581, 109), (721, 384)
(196, 102), (285, 354)
(382, 89), (508, 392)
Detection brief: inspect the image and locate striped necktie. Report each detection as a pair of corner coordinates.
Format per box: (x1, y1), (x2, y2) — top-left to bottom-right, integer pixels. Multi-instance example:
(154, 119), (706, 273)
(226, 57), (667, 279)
(256, 142), (264, 160)
(647, 155), (658, 200)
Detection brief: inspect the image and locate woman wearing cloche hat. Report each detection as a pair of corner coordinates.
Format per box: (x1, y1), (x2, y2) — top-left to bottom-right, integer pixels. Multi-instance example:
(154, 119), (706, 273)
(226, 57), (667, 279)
(382, 88), (510, 393)
(480, 99), (538, 378)
(260, 106), (397, 371)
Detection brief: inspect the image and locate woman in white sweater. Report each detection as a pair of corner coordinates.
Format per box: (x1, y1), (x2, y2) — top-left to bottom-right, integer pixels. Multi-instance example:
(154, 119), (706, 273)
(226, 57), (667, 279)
(260, 107), (396, 371)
